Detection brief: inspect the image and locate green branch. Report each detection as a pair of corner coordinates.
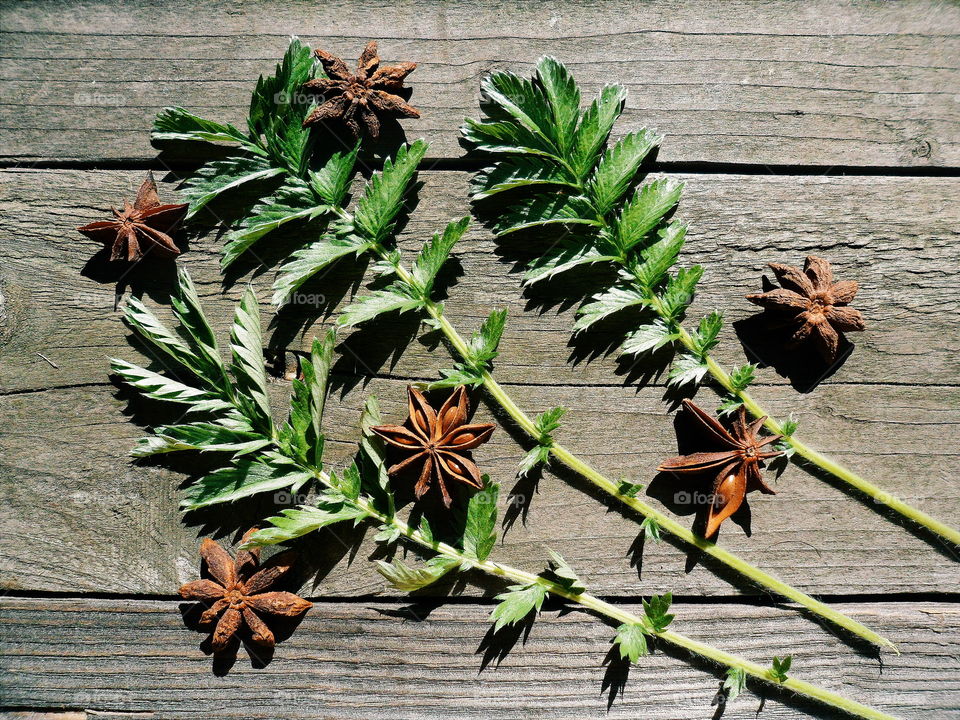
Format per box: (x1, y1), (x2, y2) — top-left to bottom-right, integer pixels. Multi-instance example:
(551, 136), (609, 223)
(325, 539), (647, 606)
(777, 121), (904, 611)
(463, 56), (959, 550)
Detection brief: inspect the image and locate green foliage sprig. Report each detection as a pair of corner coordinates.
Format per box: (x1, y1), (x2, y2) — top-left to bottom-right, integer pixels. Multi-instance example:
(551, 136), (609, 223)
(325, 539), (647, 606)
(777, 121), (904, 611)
(158, 48), (898, 651)
(111, 271), (896, 720)
(463, 57), (960, 548)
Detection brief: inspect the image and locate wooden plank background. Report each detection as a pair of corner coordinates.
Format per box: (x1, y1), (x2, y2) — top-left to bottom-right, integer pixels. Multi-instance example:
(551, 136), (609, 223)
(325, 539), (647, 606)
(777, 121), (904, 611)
(1, 1), (958, 718)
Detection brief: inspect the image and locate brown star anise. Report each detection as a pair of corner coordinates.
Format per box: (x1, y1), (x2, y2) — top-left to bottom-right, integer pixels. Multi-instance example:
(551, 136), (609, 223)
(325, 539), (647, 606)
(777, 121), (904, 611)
(371, 386), (495, 507)
(179, 530), (312, 652)
(301, 41), (420, 138)
(746, 255), (865, 363)
(658, 400), (783, 538)
(76, 172), (188, 262)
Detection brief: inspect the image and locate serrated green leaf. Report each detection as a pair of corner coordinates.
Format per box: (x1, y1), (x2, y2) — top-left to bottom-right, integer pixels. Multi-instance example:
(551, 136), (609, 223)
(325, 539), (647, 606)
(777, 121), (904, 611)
(359, 395), (395, 516)
(614, 178), (684, 253)
(518, 444), (550, 476)
(614, 622), (650, 663)
(461, 117), (560, 159)
(570, 83), (627, 179)
(462, 481), (498, 562)
(490, 582), (549, 632)
(659, 265), (704, 321)
(587, 129), (661, 215)
(534, 406), (567, 437)
(429, 364), (484, 389)
(179, 155), (285, 219)
(309, 141), (360, 206)
(642, 592), (674, 633)
(152, 106), (253, 148)
(122, 295), (208, 379)
(545, 549), (584, 594)
(769, 655), (792, 683)
(617, 480), (644, 498)
(535, 56), (581, 154)
(691, 311), (723, 357)
(376, 556), (458, 592)
(728, 363), (757, 393)
(470, 157), (575, 199)
(668, 353), (709, 387)
(466, 309), (508, 367)
(632, 221), (688, 289)
(230, 287), (271, 429)
(353, 140), (427, 244)
(243, 499), (369, 547)
(133, 422), (269, 458)
(411, 217), (469, 296)
(272, 235), (371, 307)
(480, 71), (554, 148)
(640, 516), (662, 542)
(723, 667), (747, 701)
(337, 286), (423, 327)
(573, 285), (647, 333)
(221, 201), (328, 270)
(182, 459), (312, 510)
(110, 358), (230, 412)
(620, 320), (678, 356)
(494, 194), (600, 236)
(522, 244), (615, 286)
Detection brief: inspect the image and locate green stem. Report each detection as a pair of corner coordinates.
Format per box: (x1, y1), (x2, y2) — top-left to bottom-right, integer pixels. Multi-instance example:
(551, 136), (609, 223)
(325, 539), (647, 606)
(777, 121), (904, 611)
(310, 468), (896, 720)
(371, 249), (895, 650)
(695, 341), (960, 547)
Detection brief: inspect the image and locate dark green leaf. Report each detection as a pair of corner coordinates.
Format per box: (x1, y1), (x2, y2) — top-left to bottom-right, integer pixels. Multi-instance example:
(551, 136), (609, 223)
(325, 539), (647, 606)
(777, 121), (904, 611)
(620, 320), (678, 356)
(462, 480), (498, 562)
(570, 83), (627, 179)
(632, 221), (687, 290)
(470, 157), (575, 199)
(110, 359), (230, 413)
(494, 194), (600, 236)
(152, 106), (253, 148)
(690, 311), (723, 357)
(769, 655), (792, 683)
(729, 363), (757, 393)
(587, 129), (660, 215)
(614, 178), (684, 253)
(658, 265), (704, 321)
(182, 458), (312, 510)
(178, 155), (285, 219)
(535, 56), (581, 154)
(411, 217), (470, 296)
(133, 422), (269, 458)
(272, 234), (371, 307)
(309, 141), (360, 207)
(640, 516), (662, 542)
(353, 140), (427, 244)
(230, 287), (272, 429)
(523, 244), (615, 286)
(642, 592), (674, 633)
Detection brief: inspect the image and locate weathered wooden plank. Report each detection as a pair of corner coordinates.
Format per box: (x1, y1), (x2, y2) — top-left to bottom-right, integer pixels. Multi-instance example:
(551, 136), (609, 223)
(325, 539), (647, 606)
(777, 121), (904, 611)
(1, 1), (958, 165)
(2, 169), (957, 392)
(1, 379), (957, 597)
(1, 598), (957, 719)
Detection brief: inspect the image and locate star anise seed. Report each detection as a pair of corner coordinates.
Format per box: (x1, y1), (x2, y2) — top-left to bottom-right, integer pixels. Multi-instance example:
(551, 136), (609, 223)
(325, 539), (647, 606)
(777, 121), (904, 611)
(301, 41), (420, 139)
(746, 255), (865, 363)
(371, 386), (495, 508)
(658, 400), (783, 538)
(76, 172), (188, 262)
(179, 529), (312, 652)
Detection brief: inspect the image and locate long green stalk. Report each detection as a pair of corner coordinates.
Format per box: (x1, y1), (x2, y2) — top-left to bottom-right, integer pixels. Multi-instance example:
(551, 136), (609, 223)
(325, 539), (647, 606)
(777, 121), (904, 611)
(368, 251), (897, 653)
(308, 466), (898, 720)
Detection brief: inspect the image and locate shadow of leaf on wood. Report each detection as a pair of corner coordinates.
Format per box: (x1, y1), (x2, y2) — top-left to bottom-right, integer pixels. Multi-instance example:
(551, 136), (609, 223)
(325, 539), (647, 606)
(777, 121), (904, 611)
(81, 249), (182, 309)
(600, 644), (632, 710)
(476, 612), (537, 672)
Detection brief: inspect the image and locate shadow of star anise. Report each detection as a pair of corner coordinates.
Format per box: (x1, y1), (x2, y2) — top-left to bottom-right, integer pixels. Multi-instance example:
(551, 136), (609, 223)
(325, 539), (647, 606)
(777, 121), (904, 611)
(179, 530), (312, 653)
(301, 41), (420, 139)
(658, 400), (783, 538)
(371, 386), (496, 508)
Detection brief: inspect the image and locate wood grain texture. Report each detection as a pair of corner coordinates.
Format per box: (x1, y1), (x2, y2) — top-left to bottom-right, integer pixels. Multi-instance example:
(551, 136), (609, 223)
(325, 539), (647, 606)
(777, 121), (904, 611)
(2, 379), (957, 597)
(2, 169), (958, 393)
(1, 0), (958, 166)
(2, 598), (958, 719)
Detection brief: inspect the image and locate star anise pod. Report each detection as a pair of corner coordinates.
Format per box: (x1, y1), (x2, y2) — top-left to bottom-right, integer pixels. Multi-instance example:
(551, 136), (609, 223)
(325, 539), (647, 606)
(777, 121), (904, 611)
(746, 255), (865, 363)
(371, 386), (495, 507)
(301, 41), (420, 139)
(179, 530), (312, 652)
(76, 172), (188, 262)
(658, 400), (783, 538)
